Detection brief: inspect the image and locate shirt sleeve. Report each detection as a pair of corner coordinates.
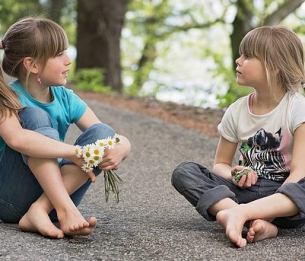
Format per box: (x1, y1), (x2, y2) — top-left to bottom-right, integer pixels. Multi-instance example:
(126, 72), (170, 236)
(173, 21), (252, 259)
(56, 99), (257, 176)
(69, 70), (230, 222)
(67, 89), (87, 123)
(57, 87), (87, 124)
(218, 105), (239, 143)
(217, 96), (248, 143)
(290, 93), (305, 133)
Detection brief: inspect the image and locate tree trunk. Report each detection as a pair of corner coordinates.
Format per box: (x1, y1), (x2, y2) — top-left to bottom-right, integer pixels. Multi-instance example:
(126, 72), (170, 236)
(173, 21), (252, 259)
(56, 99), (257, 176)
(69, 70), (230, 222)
(76, 0), (127, 92)
(48, 0), (66, 24)
(230, 0), (254, 71)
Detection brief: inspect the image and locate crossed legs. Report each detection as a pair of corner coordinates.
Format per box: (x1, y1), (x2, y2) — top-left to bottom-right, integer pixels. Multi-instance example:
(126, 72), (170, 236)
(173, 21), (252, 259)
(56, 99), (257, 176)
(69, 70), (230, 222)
(19, 158), (97, 238)
(215, 193), (298, 247)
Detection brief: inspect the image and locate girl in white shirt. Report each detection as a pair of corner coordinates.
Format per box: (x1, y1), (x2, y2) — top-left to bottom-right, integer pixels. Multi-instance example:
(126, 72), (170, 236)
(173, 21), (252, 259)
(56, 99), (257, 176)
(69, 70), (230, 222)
(172, 25), (305, 248)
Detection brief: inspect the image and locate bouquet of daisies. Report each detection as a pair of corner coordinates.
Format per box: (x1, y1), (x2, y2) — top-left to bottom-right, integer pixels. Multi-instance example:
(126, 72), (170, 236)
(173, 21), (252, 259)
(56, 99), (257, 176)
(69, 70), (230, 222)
(75, 135), (123, 203)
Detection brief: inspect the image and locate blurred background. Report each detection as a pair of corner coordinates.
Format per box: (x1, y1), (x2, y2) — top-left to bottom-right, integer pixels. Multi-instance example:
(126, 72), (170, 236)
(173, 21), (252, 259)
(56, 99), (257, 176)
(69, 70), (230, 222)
(0, 0), (304, 108)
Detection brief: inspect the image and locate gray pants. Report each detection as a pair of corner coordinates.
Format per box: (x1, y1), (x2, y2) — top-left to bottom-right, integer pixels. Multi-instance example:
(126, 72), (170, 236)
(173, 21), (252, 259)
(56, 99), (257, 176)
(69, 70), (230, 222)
(171, 161), (305, 229)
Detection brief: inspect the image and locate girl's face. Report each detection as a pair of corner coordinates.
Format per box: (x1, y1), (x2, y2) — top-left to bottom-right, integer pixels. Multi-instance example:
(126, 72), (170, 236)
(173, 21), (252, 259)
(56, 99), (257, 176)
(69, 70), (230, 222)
(39, 50), (71, 87)
(235, 54), (267, 89)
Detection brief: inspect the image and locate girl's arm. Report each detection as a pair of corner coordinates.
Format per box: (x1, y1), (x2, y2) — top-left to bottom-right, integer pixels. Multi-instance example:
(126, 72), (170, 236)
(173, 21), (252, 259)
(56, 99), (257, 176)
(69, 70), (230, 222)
(213, 136), (237, 180)
(285, 123), (305, 184)
(0, 113), (78, 161)
(76, 106), (131, 170)
(213, 136), (257, 188)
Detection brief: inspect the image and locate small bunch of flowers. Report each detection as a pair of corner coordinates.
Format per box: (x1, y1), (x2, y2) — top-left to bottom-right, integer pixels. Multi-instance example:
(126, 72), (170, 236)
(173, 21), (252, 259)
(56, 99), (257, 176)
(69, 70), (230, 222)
(233, 166), (252, 183)
(75, 134), (123, 203)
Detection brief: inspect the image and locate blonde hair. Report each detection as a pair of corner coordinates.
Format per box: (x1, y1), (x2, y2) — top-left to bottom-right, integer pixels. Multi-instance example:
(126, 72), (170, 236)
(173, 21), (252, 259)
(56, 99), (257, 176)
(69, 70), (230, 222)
(239, 25), (305, 97)
(1, 17), (68, 83)
(0, 70), (22, 121)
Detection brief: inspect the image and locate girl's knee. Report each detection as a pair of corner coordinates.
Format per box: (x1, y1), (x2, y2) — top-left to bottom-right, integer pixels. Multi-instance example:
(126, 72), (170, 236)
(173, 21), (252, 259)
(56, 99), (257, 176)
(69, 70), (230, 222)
(76, 123), (116, 146)
(172, 162), (191, 186)
(91, 123), (115, 138)
(19, 107), (53, 130)
(172, 161), (202, 192)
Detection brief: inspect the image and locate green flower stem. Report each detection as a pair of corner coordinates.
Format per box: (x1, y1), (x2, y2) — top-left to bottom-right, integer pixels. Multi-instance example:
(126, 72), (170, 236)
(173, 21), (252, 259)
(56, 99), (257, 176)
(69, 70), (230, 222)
(104, 170), (123, 203)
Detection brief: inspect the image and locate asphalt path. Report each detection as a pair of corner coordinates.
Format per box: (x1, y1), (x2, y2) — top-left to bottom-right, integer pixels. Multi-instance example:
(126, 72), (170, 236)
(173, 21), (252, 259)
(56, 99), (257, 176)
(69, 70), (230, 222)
(0, 99), (304, 260)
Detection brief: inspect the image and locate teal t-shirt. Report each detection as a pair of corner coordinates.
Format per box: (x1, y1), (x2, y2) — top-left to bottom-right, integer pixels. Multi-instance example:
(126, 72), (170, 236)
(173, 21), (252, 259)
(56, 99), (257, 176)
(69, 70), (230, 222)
(0, 80), (87, 155)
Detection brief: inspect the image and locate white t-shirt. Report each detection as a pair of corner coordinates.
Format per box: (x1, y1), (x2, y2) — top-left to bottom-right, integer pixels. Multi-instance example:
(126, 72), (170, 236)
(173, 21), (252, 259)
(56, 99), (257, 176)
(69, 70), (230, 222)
(218, 91), (305, 182)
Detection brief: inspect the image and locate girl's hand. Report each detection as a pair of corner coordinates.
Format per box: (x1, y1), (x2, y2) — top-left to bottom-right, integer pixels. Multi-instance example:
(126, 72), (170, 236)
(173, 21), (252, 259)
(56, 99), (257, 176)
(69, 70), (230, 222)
(66, 147), (96, 182)
(231, 166), (258, 188)
(98, 135), (131, 171)
(98, 147), (124, 171)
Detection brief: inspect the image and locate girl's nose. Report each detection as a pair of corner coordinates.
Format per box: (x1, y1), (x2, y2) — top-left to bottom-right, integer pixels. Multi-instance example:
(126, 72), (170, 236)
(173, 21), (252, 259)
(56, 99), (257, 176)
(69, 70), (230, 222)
(65, 54), (71, 65)
(235, 56), (241, 66)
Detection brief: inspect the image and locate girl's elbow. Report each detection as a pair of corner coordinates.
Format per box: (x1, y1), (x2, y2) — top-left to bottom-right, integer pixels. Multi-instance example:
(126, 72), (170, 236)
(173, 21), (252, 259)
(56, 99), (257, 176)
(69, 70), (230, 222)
(6, 136), (26, 152)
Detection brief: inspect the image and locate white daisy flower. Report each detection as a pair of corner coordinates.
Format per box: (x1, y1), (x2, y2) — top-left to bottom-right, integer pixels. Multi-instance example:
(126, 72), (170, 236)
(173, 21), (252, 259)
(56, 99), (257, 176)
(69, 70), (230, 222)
(82, 144), (94, 161)
(82, 163), (93, 172)
(96, 139), (107, 147)
(75, 145), (83, 158)
(106, 137), (116, 149)
(114, 134), (121, 143)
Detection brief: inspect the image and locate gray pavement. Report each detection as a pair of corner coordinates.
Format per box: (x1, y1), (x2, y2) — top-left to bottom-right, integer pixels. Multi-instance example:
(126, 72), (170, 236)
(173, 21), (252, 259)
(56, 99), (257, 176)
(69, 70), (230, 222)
(1, 99), (304, 260)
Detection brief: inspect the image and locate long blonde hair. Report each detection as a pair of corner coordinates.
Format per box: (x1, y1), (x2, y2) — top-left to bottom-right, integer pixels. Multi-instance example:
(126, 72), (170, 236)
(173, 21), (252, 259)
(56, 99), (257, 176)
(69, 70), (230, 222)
(1, 16), (68, 84)
(239, 25), (305, 98)
(0, 70), (22, 121)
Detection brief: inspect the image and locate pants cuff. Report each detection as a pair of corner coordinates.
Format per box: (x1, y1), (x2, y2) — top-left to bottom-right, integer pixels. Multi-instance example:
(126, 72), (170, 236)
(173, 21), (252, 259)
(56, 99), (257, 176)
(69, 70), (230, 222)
(196, 185), (235, 221)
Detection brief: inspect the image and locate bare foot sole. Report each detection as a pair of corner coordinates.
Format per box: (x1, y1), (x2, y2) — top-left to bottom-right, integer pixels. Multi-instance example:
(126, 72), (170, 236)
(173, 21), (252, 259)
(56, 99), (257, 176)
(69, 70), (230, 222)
(62, 216), (97, 236)
(19, 204), (64, 239)
(247, 219), (278, 243)
(217, 209), (247, 248)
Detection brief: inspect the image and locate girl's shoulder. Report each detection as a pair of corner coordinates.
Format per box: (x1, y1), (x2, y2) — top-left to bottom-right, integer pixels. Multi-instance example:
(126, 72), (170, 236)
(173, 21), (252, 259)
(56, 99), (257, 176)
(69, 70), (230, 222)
(51, 86), (78, 98)
(225, 93), (252, 113)
(286, 91), (305, 108)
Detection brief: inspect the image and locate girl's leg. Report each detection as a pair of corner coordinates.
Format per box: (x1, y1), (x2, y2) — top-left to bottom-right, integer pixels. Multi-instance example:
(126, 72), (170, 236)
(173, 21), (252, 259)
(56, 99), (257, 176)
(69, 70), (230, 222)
(42, 123), (115, 233)
(16, 111), (115, 237)
(58, 122), (116, 207)
(171, 162), (260, 220)
(20, 157), (96, 237)
(41, 123), (115, 234)
(17, 109), (107, 236)
(0, 107), (61, 222)
(216, 183), (304, 247)
(0, 108), (65, 237)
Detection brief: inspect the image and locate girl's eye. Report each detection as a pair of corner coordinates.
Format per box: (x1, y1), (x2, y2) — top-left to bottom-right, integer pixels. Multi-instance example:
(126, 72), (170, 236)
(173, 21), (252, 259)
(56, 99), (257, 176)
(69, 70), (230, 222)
(243, 54), (250, 59)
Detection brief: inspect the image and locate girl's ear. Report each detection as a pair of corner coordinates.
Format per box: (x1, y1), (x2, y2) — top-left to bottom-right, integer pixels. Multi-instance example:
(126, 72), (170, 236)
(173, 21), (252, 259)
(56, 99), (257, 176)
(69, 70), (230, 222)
(274, 67), (280, 75)
(23, 57), (39, 74)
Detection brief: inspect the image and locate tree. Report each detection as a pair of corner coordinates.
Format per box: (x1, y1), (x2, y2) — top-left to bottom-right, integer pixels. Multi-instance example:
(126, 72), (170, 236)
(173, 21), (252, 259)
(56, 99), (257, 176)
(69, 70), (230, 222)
(0, 0), (304, 105)
(230, 0), (305, 70)
(76, 0), (130, 93)
(124, 0), (227, 94)
(124, 0), (305, 106)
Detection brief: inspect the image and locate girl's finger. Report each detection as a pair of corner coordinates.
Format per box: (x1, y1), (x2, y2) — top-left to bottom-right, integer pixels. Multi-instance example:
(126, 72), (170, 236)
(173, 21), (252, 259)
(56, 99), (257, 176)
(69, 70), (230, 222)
(87, 171), (96, 183)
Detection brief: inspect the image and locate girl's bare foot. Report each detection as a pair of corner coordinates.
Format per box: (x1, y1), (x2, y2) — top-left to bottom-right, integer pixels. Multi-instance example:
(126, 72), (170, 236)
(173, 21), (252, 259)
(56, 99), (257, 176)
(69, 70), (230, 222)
(216, 209), (248, 248)
(247, 219), (278, 243)
(19, 203), (64, 239)
(57, 207), (97, 236)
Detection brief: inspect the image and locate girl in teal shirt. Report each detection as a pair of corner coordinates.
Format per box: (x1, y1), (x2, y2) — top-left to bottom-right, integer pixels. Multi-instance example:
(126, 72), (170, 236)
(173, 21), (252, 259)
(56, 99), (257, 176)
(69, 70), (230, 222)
(0, 17), (131, 238)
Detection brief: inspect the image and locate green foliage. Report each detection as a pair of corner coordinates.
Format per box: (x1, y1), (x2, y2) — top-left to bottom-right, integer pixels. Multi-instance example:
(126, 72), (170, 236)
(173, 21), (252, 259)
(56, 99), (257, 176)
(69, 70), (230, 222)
(73, 68), (112, 94)
(1, 0), (304, 108)
(0, 0), (75, 44)
(0, 0), (46, 32)
(217, 79), (253, 108)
